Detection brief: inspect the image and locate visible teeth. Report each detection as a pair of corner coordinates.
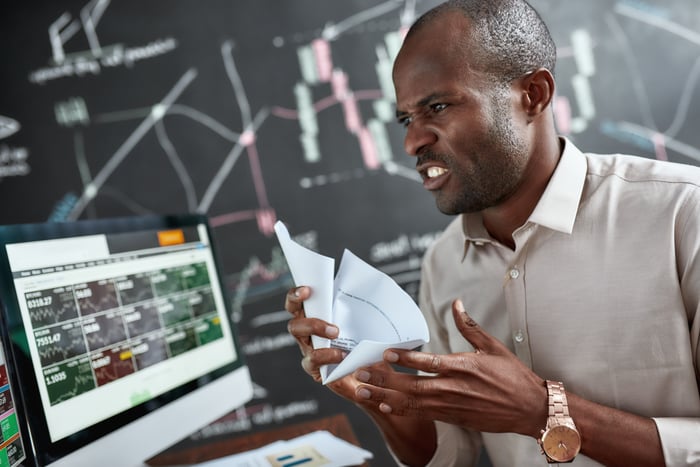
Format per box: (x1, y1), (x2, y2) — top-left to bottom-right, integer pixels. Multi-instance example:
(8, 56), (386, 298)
(426, 167), (448, 178)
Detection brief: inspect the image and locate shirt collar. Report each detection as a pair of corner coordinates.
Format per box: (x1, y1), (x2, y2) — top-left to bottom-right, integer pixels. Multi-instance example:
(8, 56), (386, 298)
(528, 137), (587, 234)
(461, 137), (587, 246)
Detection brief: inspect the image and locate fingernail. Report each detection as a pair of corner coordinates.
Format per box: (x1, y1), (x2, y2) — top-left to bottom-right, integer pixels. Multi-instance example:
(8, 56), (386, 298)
(326, 325), (339, 338)
(379, 403), (392, 414)
(455, 299), (465, 312)
(357, 387), (371, 399)
(355, 370), (370, 382)
(294, 287), (301, 297)
(385, 351), (399, 363)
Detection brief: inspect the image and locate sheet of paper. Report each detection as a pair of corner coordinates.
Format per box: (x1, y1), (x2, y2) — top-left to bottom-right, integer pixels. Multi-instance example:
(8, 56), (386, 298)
(274, 221), (429, 385)
(192, 430), (373, 467)
(273, 221), (334, 355)
(324, 249), (429, 383)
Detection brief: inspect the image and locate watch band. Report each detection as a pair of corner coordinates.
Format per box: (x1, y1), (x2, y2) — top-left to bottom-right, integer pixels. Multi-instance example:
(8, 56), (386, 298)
(539, 380), (581, 464)
(547, 380), (570, 419)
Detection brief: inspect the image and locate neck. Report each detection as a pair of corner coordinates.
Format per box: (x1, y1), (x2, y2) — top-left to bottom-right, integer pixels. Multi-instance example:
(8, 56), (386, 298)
(482, 135), (562, 250)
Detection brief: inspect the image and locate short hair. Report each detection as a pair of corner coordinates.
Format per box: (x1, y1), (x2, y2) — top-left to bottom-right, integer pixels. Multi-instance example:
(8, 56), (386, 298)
(407, 0), (557, 84)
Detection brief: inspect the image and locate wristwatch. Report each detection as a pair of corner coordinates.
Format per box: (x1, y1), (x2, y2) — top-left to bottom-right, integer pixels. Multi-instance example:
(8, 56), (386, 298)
(538, 380), (581, 463)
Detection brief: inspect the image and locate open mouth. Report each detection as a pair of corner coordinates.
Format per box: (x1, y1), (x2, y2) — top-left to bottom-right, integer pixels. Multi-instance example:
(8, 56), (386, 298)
(420, 165), (450, 190)
(426, 166), (448, 178)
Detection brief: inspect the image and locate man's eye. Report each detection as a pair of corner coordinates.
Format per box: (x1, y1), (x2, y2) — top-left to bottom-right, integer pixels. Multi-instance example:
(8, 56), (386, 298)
(398, 116), (413, 128)
(430, 103), (448, 112)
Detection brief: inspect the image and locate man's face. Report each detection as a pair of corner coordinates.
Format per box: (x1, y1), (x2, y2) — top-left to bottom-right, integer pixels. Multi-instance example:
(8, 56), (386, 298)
(392, 12), (529, 215)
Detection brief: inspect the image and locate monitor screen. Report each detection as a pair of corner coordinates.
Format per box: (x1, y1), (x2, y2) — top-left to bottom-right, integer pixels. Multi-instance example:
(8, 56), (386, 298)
(0, 214), (253, 466)
(0, 335), (25, 467)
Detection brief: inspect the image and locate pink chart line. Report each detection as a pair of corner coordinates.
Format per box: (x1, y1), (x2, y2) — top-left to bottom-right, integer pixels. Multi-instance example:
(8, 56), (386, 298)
(270, 89), (385, 120)
(315, 94), (340, 113)
(652, 132), (668, 161)
(247, 142), (270, 208)
(210, 210), (259, 227)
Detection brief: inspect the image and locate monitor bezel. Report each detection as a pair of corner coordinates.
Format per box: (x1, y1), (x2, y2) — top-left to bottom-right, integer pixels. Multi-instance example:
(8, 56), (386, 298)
(0, 214), (251, 466)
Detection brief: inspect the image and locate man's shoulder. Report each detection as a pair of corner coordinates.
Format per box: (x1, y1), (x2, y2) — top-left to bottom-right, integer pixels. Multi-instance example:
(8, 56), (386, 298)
(584, 152), (700, 187)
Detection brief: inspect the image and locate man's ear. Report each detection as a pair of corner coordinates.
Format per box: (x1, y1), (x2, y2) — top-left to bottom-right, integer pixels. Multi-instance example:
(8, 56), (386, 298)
(520, 68), (555, 119)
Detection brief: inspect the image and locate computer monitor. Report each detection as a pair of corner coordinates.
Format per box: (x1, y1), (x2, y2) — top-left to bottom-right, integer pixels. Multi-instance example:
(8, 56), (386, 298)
(0, 214), (253, 466)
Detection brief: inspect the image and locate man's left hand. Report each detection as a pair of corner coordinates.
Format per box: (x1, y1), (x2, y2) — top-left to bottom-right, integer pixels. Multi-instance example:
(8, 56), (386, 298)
(354, 299), (548, 438)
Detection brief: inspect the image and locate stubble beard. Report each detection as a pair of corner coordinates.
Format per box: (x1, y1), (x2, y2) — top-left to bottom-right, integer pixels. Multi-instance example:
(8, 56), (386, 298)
(435, 93), (528, 215)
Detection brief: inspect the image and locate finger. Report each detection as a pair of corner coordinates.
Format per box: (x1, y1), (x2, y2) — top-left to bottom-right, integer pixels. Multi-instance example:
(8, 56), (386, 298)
(382, 348), (456, 374)
(301, 347), (346, 374)
(287, 317), (339, 347)
(354, 371), (431, 417)
(353, 364), (451, 417)
(354, 368), (465, 423)
(451, 299), (510, 355)
(284, 286), (311, 317)
(357, 383), (461, 424)
(355, 365), (423, 390)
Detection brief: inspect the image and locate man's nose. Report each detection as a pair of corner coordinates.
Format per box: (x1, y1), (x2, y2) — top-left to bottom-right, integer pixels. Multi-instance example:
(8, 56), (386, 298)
(403, 121), (437, 156)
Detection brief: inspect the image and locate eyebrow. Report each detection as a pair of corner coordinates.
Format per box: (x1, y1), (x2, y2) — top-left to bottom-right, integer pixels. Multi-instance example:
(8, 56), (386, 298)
(395, 92), (452, 119)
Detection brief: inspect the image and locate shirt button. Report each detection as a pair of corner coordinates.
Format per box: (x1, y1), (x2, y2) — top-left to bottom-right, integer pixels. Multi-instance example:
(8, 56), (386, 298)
(509, 268), (520, 279)
(514, 330), (525, 343)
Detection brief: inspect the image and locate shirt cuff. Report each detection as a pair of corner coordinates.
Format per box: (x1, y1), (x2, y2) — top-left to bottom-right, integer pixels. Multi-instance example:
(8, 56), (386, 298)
(653, 417), (700, 466)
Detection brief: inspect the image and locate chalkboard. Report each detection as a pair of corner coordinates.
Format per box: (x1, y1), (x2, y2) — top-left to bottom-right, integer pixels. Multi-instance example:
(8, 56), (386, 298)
(1, 0), (699, 465)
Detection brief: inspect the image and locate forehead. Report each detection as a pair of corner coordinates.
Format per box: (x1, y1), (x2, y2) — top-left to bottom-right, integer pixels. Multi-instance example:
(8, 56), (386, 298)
(393, 11), (480, 103)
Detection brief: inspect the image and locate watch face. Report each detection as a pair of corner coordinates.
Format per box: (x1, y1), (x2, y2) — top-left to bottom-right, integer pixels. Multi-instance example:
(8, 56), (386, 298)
(542, 425), (581, 462)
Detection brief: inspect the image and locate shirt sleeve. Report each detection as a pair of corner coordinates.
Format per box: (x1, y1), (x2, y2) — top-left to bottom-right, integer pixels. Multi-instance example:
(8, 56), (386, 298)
(652, 418), (700, 466)
(656, 187), (700, 466)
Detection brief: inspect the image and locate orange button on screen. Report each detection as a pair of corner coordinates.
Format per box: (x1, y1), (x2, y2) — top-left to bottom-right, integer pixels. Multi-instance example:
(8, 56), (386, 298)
(157, 229), (185, 246)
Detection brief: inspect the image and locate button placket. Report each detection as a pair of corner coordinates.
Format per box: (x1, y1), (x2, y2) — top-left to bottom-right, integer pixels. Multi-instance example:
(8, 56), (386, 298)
(503, 228), (534, 367)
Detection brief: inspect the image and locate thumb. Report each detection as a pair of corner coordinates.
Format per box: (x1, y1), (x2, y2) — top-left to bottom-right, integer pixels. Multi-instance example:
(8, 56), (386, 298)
(451, 299), (506, 354)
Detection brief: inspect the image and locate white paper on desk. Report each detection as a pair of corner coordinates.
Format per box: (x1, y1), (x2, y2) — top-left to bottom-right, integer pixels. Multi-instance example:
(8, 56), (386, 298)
(192, 431), (372, 467)
(265, 431), (373, 467)
(274, 221), (429, 385)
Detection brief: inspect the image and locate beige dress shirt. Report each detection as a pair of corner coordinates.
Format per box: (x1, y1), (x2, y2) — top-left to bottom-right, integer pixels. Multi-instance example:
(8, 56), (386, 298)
(410, 139), (700, 466)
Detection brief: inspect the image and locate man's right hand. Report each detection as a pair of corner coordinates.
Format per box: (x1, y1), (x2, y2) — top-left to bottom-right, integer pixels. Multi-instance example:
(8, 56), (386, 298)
(284, 285), (390, 404)
(284, 285), (438, 466)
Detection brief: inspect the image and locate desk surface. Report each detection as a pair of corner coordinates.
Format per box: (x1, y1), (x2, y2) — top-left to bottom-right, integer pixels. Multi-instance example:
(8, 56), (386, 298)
(147, 413), (368, 466)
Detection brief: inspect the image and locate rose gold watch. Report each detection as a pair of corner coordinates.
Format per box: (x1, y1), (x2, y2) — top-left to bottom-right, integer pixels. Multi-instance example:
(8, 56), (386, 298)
(538, 380), (581, 463)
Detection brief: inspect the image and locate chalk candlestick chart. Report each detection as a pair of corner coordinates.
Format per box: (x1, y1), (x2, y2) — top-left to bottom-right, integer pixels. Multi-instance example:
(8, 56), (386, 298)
(271, 10), (414, 189)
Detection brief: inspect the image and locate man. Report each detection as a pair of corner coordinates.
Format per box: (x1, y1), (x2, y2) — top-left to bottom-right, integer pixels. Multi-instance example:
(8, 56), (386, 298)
(285, 0), (700, 465)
